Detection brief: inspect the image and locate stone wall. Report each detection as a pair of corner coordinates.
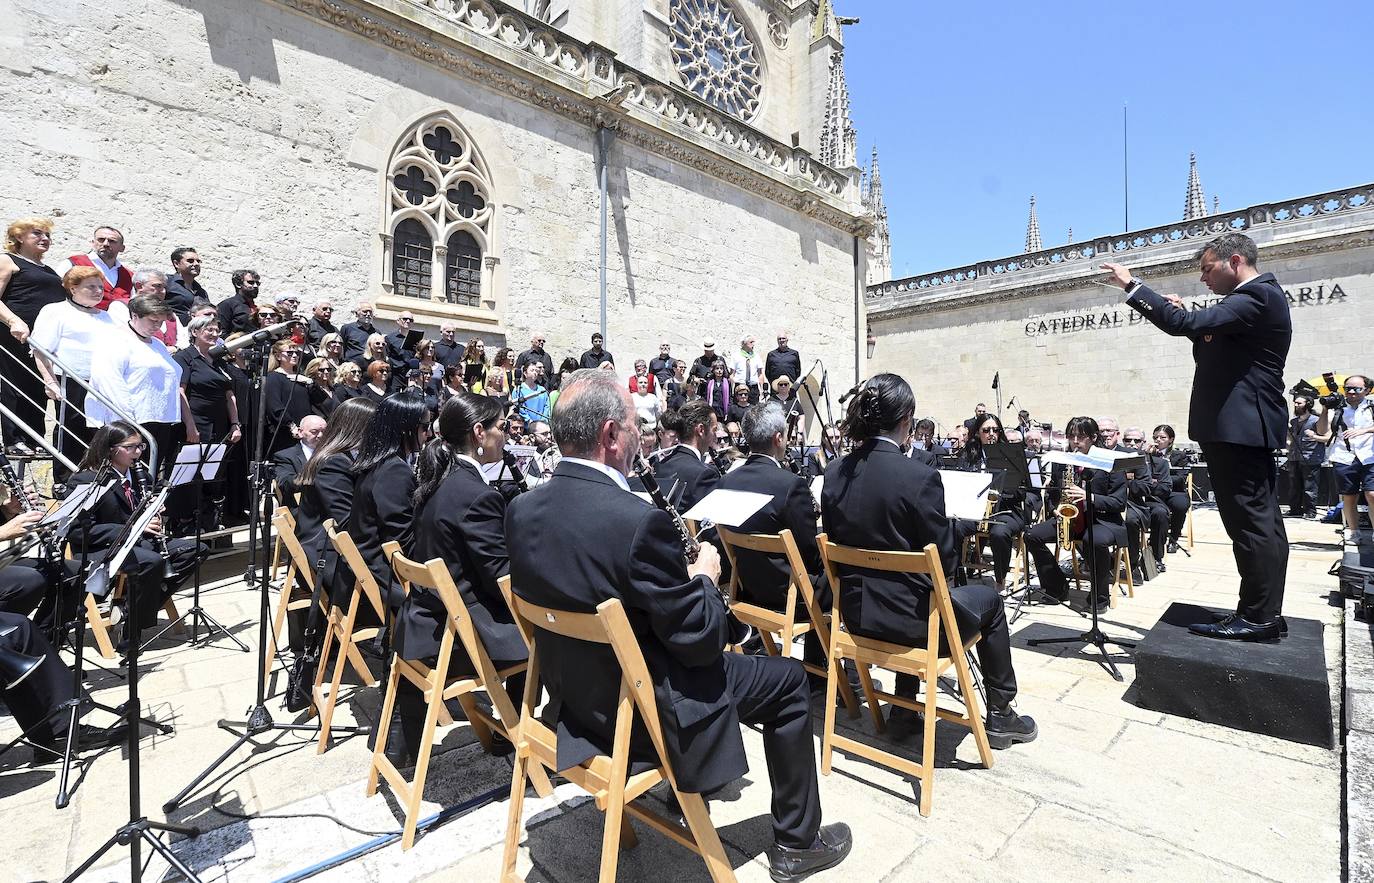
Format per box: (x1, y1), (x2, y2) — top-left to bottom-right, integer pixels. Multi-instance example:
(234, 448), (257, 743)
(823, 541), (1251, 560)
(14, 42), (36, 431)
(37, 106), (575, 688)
(868, 222), (1374, 440)
(0, 0), (861, 381)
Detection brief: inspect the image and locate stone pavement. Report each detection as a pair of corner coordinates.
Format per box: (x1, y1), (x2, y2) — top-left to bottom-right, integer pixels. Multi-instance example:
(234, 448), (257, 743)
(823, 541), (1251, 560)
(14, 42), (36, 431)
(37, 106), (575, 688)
(0, 511), (1347, 882)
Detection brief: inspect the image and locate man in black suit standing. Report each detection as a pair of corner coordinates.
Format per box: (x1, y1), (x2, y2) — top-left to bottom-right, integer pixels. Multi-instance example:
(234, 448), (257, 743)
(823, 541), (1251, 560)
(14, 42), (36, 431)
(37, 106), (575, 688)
(507, 370), (851, 881)
(1102, 231), (1292, 641)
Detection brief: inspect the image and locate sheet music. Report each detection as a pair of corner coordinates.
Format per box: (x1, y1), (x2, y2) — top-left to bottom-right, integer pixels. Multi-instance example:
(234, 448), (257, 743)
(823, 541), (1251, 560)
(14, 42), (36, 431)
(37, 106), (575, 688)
(1041, 446), (1145, 473)
(681, 489), (771, 528)
(39, 480), (115, 530)
(937, 470), (995, 521)
(108, 486), (169, 577)
(1026, 456), (1045, 489)
(168, 443), (227, 487)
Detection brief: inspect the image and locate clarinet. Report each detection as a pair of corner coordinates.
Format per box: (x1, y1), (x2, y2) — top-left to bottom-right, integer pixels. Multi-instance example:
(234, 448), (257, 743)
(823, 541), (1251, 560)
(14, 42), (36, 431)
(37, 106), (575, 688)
(0, 450), (59, 568)
(705, 446), (731, 477)
(632, 453), (700, 563)
(0, 448), (34, 514)
(131, 460), (177, 580)
(501, 448), (533, 495)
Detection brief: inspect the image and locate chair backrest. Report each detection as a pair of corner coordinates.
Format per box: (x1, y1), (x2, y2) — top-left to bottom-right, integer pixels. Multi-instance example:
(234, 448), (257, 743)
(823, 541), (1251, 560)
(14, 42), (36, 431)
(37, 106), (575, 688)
(501, 577), (681, 790)
(272, 506), (315, 591)
(715, 525), (811, 612)
(323, 518), (385, 618)
(389, 547), (499, 688)
(819, 536), (955, 659)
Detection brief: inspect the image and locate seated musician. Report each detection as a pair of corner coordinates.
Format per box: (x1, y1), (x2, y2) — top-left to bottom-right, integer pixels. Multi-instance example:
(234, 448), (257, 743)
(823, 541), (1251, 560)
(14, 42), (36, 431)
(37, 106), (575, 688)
(905, 417), (940, 468)
(955, 414), (1028, 590)
(0, 486), (49, 623)
(1098, 416), (1147, 583)
(349, 391), (430, 615)
(1023, 416), (1127, 612)
(271, 414), (327, 508)
(653, 399), (721, 509)
(1121, 426), (1172, 573)
(508, 370), (853, 882)
(66, 422), (205, 647)
(385, 392), (525, 768)
(1152, 424), (1192, 553)
(819, 373), (1036, 748)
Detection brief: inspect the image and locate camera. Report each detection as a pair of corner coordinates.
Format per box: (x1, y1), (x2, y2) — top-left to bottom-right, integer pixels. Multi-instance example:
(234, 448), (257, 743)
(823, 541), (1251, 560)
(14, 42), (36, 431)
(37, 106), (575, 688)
(1291, 376), (1344, 411)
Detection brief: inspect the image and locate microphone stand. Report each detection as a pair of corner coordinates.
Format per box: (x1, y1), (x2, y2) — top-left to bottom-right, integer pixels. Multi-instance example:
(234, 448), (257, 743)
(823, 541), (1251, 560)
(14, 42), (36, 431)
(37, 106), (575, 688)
(142, 430), (248, 653)
(63, 482), (201, 883)
(1027, 467), (1137, 681)
(161, 342), (361, 813)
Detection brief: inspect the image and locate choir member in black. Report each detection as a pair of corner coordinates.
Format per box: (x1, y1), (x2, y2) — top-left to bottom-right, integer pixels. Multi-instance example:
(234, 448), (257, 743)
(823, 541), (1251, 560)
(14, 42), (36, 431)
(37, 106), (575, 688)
(956, 414), (1028, 589)
(263, 338), (312, 456)
(1023, 416), (1127, 613)
(764, 332), (801, 389)
(338, 302), (378, 362)
(215, 269), (260, 335)
(306, 300), (336, 347)
(353, 333), (389, 376)
(820, 373), (1036, 748)
(1, 217), (65, 452)
(437, 363), (466, 407)
(384, 314), (417, 385)
(664, 361), (692, 410)
(350, 391), (429, 613)
(388, 392), (524, 766)
(67, 422), (205, 643)
(294, 398), (375, 615)
(172, 315), (243, 533)
(361, 361), (391, 404)
(1152, 424), (1192, 552)
(333, 362), (366, 407)
(1121, 427), (1172, 573)
(652, 399), (720, 510)
(220, 334), (256, 526)
(303, 357), (337, 419)
(507, 370), (852, 879)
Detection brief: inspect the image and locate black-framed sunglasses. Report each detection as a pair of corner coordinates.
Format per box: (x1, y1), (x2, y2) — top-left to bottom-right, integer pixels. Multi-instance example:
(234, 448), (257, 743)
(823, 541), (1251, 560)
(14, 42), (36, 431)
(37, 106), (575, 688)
(1123, 437), (1144, 444)
(1346, 386), (1366, 392)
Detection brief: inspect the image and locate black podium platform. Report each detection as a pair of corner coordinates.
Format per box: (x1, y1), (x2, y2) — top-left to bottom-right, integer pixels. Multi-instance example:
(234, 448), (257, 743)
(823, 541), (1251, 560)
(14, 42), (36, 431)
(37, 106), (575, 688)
(1135, 603), (1333, 748)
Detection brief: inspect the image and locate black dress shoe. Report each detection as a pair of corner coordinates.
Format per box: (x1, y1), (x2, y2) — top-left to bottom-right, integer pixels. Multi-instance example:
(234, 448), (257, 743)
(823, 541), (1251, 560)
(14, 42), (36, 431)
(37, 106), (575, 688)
(984, 706), (1037, 749)
(1154, 558), (1166, 573)
(1187, 614), (1281, 642)
(1278, 615), (1288, 638)
(1166, 541), (1180, 554)
(768, 822), (852, 882)
(885, 706), (923, 741)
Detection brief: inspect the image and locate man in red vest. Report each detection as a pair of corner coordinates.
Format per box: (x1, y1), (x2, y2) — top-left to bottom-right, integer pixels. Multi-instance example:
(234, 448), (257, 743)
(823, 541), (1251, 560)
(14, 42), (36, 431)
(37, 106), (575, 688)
(55, 226), (133, 311)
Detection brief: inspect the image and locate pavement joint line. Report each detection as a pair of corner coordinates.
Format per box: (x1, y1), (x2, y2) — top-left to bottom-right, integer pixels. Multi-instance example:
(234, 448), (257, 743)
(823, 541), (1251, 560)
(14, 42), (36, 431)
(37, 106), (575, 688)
(1101, 719), (1131, 753)
(986, 799), (1041, 862)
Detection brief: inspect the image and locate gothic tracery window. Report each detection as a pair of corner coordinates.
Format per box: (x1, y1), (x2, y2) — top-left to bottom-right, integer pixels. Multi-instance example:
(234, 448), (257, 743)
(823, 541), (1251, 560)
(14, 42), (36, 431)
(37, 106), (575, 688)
(385, 115), (494, 308)
(668, 0), (763, 121)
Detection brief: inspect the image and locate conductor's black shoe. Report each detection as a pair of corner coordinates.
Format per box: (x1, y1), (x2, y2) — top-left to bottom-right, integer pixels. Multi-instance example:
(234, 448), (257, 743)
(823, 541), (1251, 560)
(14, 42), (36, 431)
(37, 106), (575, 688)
(768, 822), (852, 882)
(1166, 541), (1180, 554)
(33, 723), (129, 756)
(1278, 615), (1289, 638)
(884, 706), (923, 741)
(1188, 614), (1281, 642)
(984, 706), (1037, 749)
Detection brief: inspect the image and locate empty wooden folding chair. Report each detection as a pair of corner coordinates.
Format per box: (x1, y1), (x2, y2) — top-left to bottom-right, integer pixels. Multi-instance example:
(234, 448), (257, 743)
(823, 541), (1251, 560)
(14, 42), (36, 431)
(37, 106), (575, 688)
(818, 536), (994, 818)
(715, 525), (859, 718)
(500, 581), (736, 882)
(366, 556), (550, 850)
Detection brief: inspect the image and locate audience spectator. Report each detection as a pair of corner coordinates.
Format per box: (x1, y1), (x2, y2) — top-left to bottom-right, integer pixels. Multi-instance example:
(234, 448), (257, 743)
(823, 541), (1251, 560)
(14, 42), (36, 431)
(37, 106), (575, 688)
(338, 301), (377, 361)
(415, 338), (441, 386)
(690, 339), (718, 382)
(631, 373), (661, 428)
(438, 363), (466, 406)
(664, 359), (690, 410)
(514, 361), (550, 423)
(702, 359), (732, 419)
(363, 361), (391, 403)
(486, 346), (515, 400)
(649, 340), (675, 386)
(726, 384), (751, 424)
(730, 334), (766, 403)
(216, 268), (261, 335)
(628, 358), (656, 395)
(164, 247), (205, 322)
(765, 331), (801, 387)
(461, 337), (489, 394)
(114, 268), (184, 350)
(548, 357), (579, 412)
(1, 217), (65, 454)
(304, 357), (337, 418)
(263, 338), (312, 455)
(54, 226), (132, 311)
(579, 331), (613, 369)
(514, 331), (553, 381)
(306, 298), (336, 346)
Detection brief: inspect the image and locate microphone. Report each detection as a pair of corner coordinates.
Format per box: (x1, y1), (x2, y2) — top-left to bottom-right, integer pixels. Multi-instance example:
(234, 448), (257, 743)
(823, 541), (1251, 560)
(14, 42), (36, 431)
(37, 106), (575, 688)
(838, 381), (864, 404)
(207, 321), (296, 358)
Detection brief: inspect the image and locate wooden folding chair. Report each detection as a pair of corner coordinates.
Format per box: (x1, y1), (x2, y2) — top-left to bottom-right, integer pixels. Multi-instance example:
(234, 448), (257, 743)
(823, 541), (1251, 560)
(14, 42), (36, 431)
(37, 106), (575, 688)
(818, 536), (994, 818)
(367, 558), (550, 850)
(265, 506), (333, 686)
(309, 521), (390, 753)
(500, 581), (736, 882)
(269, 484), (295, 585)
(1185, 473), (1197, 551)
(69, 539), (182, 659)
(1057, 536), (1132, 608)
(715, 526), (858, 718)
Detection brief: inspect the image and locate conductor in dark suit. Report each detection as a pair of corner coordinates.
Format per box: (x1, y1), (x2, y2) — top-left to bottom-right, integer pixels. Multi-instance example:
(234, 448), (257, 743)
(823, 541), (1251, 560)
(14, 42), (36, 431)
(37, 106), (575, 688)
(820, 374), (1036, 749)
(1103, 231), (1291, 641)
(507, 370), (852, 881)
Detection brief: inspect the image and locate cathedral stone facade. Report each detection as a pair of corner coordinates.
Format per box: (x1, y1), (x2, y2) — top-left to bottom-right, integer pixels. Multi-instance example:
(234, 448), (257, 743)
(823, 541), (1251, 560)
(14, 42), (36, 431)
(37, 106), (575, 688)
(2, 0), (883, 383)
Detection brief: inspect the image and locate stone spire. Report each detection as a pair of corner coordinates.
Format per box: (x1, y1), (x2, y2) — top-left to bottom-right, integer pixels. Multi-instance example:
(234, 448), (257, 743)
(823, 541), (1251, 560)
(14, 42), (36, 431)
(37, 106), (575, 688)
(1025, 195), (1042, 254)
(1067, 226), (1074, 244)
(1212, 194), (1220, 216)
(1184, 152), (1207, 221)
(866, 144), (892, 284)
(818, 50), (856, 169)
(811, 0), (840, 44)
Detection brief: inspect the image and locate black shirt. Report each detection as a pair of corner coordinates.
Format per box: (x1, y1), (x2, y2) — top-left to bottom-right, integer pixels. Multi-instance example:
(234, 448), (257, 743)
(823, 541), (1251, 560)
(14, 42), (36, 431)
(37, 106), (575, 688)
(338, 321), (376, 361)
(164, 276), (204, 323)
(174, 347), (233, 432)
(306, 316), (336, 346)
(764, 347), (801, 385)
(216, 292), (258, 335)
(2, 254), (65, 325)
(649, 356), (674, 385)
(579, 347), (613, 369)
(433, 338), (463, 367)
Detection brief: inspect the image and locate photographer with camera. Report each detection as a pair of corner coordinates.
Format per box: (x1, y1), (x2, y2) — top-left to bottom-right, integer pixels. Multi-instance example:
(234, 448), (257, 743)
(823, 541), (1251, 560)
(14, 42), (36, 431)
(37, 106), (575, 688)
(1287, 394), (1326, 519)
(1314, 374), (1374, 541)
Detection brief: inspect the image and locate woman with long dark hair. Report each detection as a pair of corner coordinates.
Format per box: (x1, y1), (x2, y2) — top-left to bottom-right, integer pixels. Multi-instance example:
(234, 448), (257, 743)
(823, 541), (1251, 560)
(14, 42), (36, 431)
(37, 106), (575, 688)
(955, 413), (1028, 590)
(820, 373), (1035, 748)
(461, 337), (488, 394)
(294, 397), (376, 610)
(351, 390), (430, 610)
(70, 421), (205, 645)
(386, 391), (522, 765)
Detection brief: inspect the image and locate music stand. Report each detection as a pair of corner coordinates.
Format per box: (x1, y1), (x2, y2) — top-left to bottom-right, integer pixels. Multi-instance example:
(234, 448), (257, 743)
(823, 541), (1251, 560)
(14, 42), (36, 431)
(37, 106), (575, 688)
(142, 440), (248, 653)
(1028, 449), (1142, 681)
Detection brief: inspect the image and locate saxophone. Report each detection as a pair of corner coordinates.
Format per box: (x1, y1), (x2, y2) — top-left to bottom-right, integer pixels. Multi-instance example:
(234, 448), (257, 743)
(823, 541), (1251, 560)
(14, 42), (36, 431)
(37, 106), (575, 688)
(1055, 466), (1086, 548)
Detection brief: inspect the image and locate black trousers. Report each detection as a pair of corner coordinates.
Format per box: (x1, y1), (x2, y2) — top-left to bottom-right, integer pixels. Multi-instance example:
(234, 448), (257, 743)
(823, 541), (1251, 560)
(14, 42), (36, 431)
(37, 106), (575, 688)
(121, 538), (205, 632)
(1123, 505), (1146, 569)
(738, 571), (833, 680)
(1200, 442), (1288, 622)
(5, 557), (82, 637)
(0, 563), (45, 617)
(1288, 460), (1320, 515)
(1163, 491), (1190, 543)
(1141, 500), (1170, 561)
(723, 652), (819, 849)
(0, 331), (47, 449)
(961, 511), (1025, 584)
(393, 650), (527, 761)
(1025, 519), (1126, 604)
(0, 611), (77, 742)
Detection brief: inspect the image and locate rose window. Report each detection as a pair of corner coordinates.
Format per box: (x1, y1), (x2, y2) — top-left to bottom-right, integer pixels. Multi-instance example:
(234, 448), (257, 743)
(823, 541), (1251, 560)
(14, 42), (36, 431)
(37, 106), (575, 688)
(668, 0), (763, 121)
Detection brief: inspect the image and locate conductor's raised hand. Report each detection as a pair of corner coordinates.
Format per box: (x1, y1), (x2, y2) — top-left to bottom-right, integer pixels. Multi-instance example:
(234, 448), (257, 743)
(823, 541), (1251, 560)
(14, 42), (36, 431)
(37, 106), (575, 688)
(1099, 262), (1133, 289)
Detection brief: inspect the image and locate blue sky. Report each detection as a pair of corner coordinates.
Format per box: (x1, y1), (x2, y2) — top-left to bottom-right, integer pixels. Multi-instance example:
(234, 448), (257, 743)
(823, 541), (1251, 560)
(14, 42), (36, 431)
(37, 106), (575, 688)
(842, 0), (1374, 278)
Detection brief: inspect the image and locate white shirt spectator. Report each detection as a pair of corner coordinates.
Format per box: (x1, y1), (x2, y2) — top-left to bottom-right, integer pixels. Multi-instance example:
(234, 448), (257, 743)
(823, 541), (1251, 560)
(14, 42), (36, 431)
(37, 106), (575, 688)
(729, 348), (764, 399)
(29, 299), (117, 380)
(107, 300), (188, 350)
(88, 323), (184, 426)
(1328, 400), (1374, 466)
(633, 389), (661, 429)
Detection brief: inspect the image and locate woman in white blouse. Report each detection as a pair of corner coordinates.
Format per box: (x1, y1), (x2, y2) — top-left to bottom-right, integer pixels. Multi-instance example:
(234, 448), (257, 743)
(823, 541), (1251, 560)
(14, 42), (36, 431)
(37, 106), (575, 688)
(631, 373), (661, 430)
(30, 266), (118, 481)
(89, 294), (198, 472)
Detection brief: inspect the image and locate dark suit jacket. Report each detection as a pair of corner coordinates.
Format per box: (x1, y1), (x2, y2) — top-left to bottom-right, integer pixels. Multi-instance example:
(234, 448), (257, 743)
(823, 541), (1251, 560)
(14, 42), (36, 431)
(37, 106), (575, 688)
(272, 443), (309, 506)
(507, 461), (742, 794)
(717, 455), (822, 611)
(294, 452), (358, 606)
(1046, 463), (1127, 528)
(908, 446), (940, 469)
(653, 446), (719, 511)
(352, 455), (415, 601)
(820, 439), (957, 645)
(263, 373), (312, 456)
(764, 347), (801, 385)
(65, 469), (141, 551)
(1126, 274), (1291, 448)
(396, 461), (525, 668)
